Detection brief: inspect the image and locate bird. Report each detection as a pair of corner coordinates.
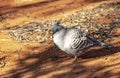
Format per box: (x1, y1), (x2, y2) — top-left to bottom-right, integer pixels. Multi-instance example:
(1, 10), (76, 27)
(52, 20), (113, 61)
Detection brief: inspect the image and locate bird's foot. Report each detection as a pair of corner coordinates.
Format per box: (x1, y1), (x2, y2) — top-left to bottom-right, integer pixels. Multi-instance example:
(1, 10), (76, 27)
(71, 55), (77, 62)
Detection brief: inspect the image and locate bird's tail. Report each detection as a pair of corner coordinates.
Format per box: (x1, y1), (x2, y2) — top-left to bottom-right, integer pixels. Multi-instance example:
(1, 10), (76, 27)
(87, 36), (113, 48)
(93, 40), (113, 48)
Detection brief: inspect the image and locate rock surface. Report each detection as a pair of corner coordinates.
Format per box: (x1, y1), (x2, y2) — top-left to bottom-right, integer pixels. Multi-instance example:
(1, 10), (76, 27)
(2, 2), (120, 43)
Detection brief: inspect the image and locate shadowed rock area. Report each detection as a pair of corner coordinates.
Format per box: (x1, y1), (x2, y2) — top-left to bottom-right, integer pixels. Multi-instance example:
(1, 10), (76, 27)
(0, 0), (120, 78)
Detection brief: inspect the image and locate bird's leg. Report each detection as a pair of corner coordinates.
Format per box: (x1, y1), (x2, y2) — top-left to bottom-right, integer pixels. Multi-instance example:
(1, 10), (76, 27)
(72, 55), (78, 62)
(71, 51), (84, 62)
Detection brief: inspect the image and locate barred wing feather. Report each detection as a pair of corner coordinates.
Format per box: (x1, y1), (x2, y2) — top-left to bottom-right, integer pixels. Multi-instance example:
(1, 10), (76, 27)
(67, 28), (93, 50)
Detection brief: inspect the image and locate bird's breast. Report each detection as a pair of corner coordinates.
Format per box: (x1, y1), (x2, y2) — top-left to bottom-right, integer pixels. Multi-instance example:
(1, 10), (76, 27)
(53, 30), (66, 51)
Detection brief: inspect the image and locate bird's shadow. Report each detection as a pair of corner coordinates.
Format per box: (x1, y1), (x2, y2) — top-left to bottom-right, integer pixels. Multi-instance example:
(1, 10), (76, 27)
(80, 41), (120, 59)
(0, 41), (120, 78)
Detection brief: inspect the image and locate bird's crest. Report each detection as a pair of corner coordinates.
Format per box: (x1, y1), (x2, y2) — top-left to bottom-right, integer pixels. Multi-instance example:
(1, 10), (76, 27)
(55, 19), (62, 26)
(52, 19), (64, 34)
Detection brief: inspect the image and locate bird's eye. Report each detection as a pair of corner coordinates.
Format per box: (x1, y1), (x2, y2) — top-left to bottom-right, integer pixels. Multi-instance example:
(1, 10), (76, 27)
(56, 28), (59, 32)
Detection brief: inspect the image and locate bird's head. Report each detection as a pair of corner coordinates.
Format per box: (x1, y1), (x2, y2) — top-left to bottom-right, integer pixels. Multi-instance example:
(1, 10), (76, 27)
(52, 20), (64, 34)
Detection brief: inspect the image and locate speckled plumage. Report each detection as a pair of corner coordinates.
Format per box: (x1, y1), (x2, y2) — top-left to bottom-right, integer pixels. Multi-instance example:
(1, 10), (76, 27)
(52, 21), (113, 61)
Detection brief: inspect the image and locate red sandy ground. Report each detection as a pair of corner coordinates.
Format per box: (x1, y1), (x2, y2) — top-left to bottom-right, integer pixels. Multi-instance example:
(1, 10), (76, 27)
(0, 0), (120, 78)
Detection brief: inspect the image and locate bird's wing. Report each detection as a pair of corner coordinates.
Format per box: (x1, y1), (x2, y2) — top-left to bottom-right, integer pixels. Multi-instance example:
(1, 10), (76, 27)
(67, 28), (93, 50)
